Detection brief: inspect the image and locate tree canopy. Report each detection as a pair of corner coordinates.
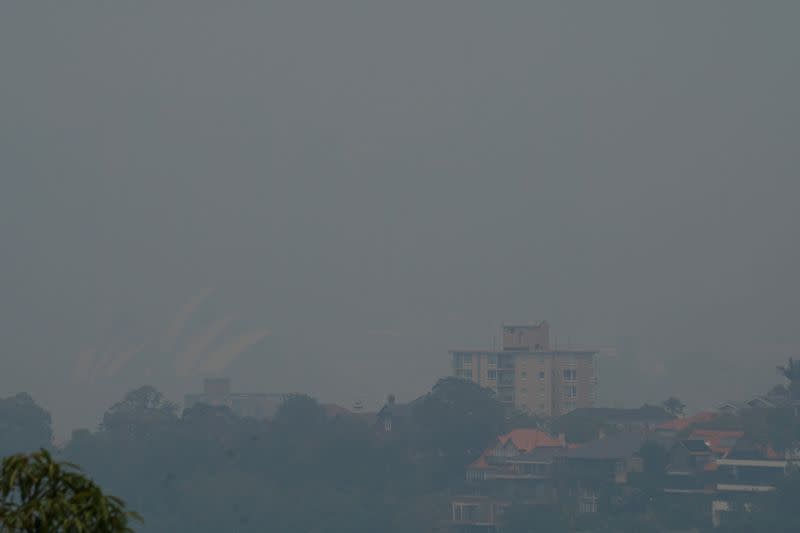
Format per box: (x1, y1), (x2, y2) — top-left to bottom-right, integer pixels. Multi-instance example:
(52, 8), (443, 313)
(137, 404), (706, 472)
(777, 358), (800, 400)
(0, 449), (139, 533)
(661, 396), (686, 418)
(412, 377), (505, 482)
(0, 394), (52, 458)
(101, 386), (178, 438)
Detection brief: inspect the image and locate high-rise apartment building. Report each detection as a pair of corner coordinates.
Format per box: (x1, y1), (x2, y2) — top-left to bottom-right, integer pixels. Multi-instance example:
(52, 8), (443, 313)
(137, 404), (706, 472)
(450, 321), (597, 417)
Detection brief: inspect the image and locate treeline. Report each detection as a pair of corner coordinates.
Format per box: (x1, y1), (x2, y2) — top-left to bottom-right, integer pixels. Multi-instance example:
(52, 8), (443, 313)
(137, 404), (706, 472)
(1, 379), (506, 533)
(4, 378), (800, 532)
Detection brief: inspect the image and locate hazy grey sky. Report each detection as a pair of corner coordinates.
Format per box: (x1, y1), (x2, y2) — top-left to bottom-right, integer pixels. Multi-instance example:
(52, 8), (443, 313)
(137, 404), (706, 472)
(2, 2), (799, 438)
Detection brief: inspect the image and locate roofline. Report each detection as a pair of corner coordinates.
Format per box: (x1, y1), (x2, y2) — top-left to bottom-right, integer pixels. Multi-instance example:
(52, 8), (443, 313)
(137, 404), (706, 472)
(716, 483), (777, 492)
(185, 392), (290, 399)
(448, 349), (598, 355)
(501, 321), (548, 328)
(717, 459), (788, 468)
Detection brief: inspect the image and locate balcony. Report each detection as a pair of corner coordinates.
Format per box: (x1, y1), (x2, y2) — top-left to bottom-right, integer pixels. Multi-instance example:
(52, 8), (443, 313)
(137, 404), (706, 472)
(450, 497), (494, 526)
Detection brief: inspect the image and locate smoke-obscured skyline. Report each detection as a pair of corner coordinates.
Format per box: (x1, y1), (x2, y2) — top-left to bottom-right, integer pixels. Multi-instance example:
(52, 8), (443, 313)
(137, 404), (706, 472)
(2, 2), (799, 439)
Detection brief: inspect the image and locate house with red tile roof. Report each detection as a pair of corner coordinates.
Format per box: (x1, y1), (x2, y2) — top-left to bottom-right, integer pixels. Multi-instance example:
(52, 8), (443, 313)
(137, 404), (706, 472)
(453, 429), (569, 528)
(466, 429), (566, 480)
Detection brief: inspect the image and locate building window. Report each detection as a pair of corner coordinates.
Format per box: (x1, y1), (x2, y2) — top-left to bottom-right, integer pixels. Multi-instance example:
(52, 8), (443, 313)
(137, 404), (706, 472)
(487, 370), (497, 380)
(487, 354), (497, 366)
(453, 503), (480, 522)
(579, 488), (599, 513)
(563, 385), (577, 399)
(456, 369), (473, 380)
(454, 353), (473, 370)
(563, 401), (576, 413)
(563, 368), (577, 382)
(539, 371), (545, 380)
(521, 371), (527, 380)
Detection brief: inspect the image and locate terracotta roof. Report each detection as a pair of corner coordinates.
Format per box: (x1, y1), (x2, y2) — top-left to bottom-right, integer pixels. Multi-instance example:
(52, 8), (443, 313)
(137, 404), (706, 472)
(497, 428), (565, 452)
(468, 429), (564, 470)
(656, 411), (718, 432)
(469, 454), (491, 469)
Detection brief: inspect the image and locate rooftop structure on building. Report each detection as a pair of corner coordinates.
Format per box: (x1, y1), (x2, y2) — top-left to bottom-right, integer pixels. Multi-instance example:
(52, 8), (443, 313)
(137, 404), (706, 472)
(184, 378), (289, 419)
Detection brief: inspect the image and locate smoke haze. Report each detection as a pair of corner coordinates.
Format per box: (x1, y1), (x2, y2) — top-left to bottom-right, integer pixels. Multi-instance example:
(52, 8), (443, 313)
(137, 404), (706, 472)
(2, 2), (799, 439)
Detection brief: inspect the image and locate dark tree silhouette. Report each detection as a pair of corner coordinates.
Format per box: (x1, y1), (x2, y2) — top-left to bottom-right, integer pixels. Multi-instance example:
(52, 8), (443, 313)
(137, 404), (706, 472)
(662, 396), (685, 417)
(0, 394), (52, 457)
(101, 385), (178, 438)
(777, 358), (800, 400)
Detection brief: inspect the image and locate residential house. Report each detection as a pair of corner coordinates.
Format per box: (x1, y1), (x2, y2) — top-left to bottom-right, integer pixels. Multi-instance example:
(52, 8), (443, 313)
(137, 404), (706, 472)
(710, 436), (794, 528)
(451, 429), (568, 530)
(670, 440), (715, 473)
(664, 439), (716, 495)
(465, 429), (567, 481)
(688, 429), (743, 459)
(554, 431), (647, 514)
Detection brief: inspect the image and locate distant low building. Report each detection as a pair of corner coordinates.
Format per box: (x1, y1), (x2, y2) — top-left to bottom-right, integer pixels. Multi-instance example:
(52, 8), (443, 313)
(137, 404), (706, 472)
(450, 429), (650, 530)
(184, 378), (288, 419)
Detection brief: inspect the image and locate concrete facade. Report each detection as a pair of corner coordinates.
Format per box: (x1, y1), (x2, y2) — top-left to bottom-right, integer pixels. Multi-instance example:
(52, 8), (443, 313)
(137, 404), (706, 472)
(450, 322), (597, 417)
